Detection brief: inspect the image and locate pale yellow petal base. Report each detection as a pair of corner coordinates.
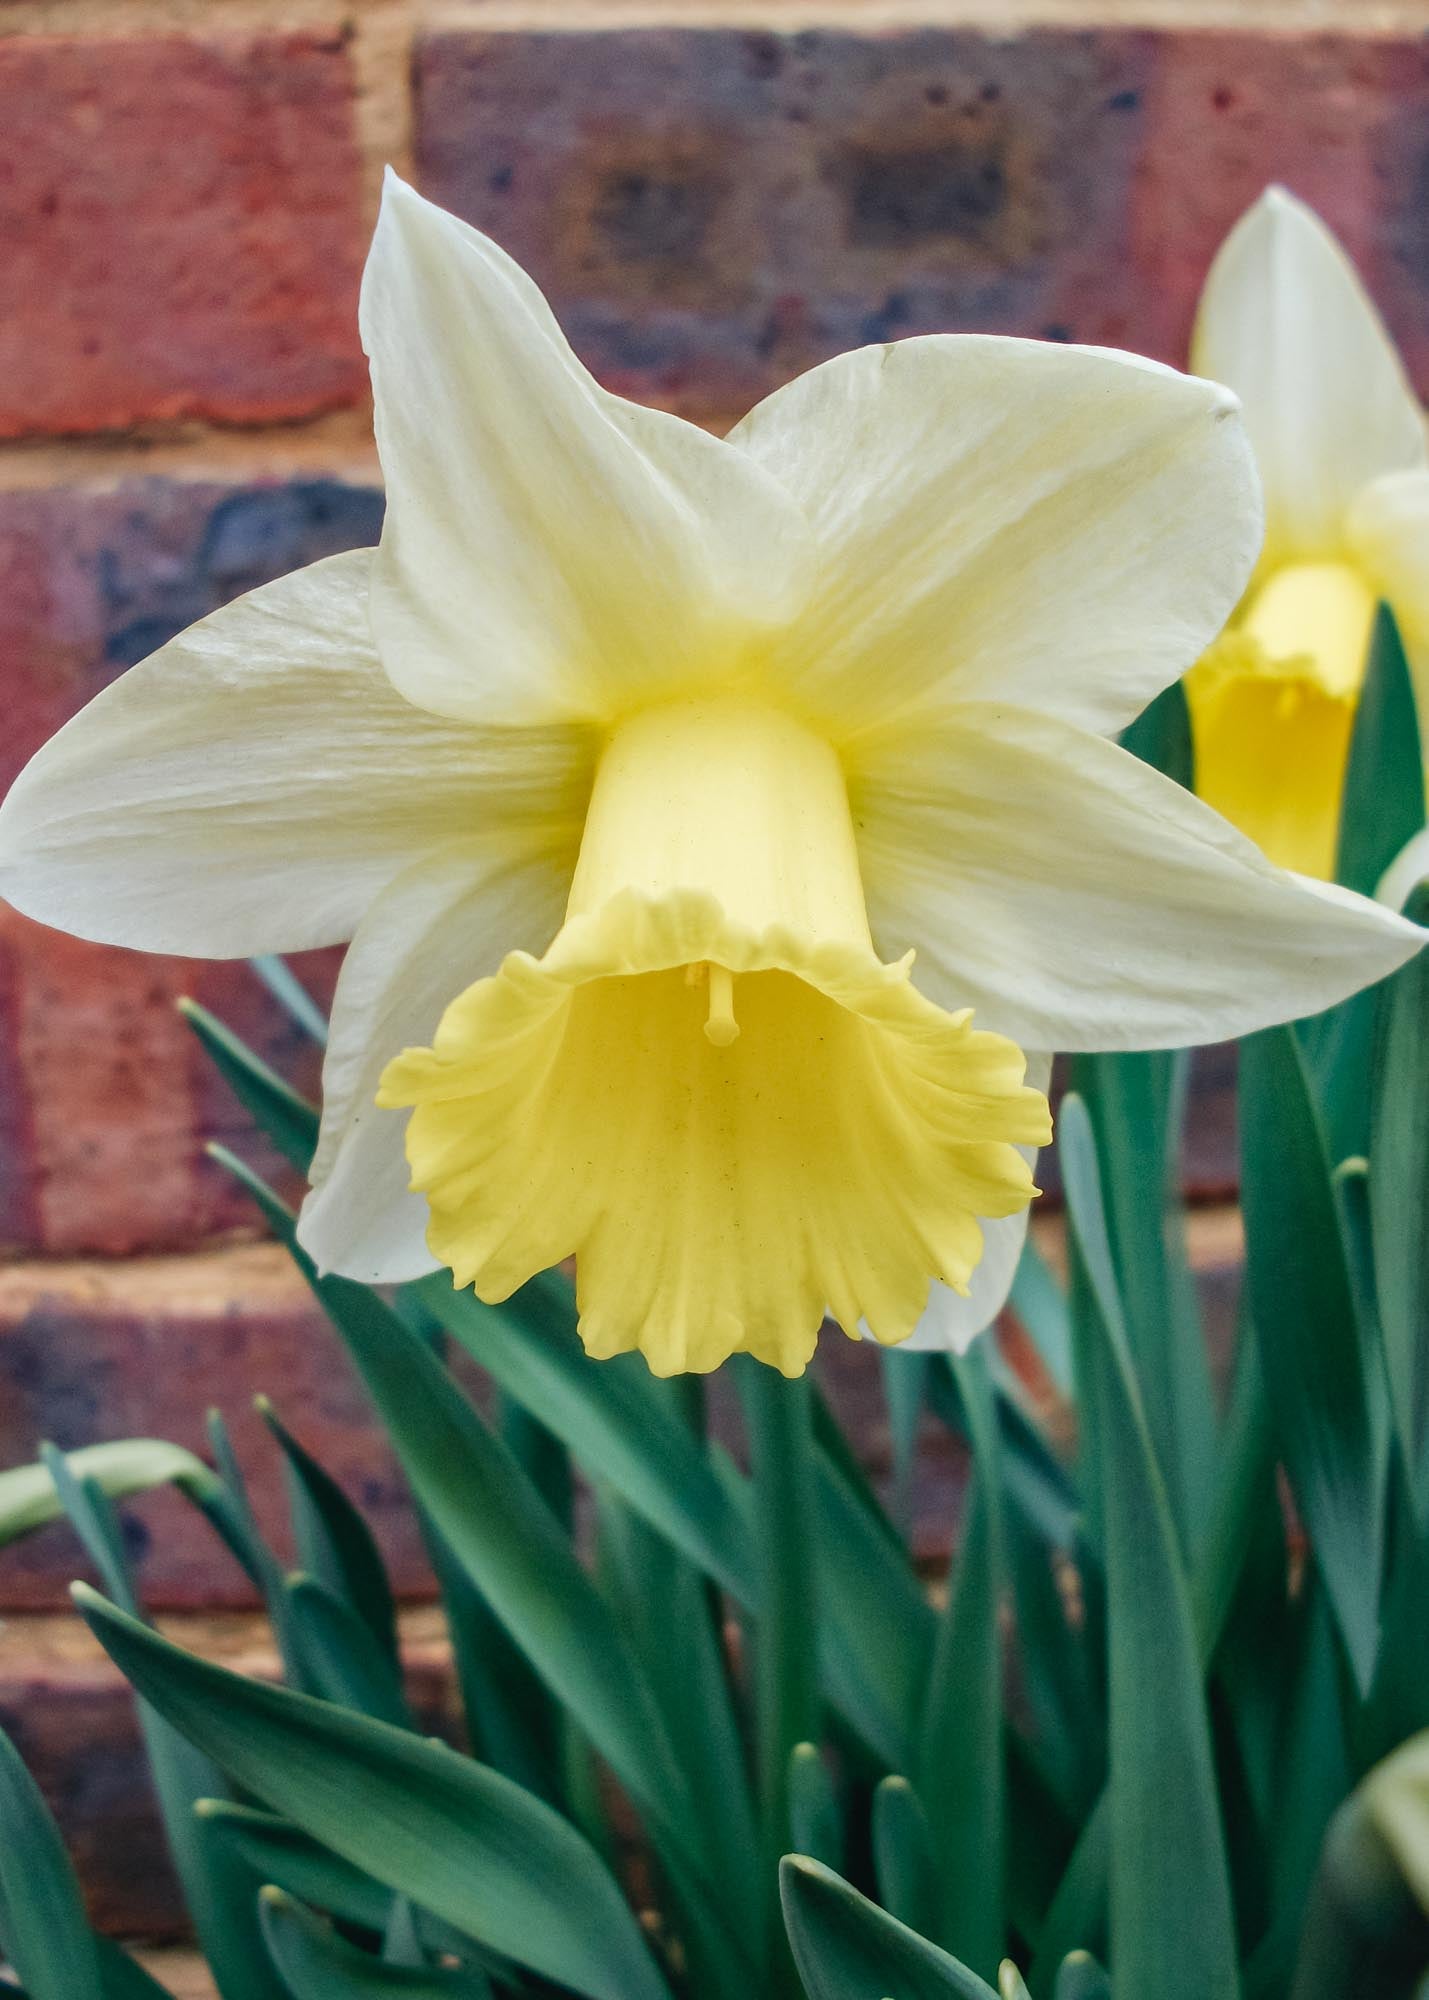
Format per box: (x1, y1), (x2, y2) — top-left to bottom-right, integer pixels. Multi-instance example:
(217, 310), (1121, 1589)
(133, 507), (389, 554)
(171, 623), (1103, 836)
(1187, 640), (1355, 880)
(1187, 560), (1373, 879)
(379, 888), (1049, 1378)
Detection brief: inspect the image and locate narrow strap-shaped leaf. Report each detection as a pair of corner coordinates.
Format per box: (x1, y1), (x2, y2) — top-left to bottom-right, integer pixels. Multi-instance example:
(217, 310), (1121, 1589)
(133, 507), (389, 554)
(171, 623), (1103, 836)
(257, 1397), (399, 1661)
(738, 1362), (820, 1878)
(204, 1409), (315, 1694)
(258, 1889), (490, 1997)
(74, 1586), (670, 2000)
(811, 1378), (902, 1550)
(1061, 1094), (1239, 2000)
(499, 1394), (574, 1536)
(419, 1272), (753, 1600)
(1070, 1049), (1217, 1559)
(1004, 1505), (1101, 1824)
(248, 954), (330, 1045)
(283, 1574), (415, 1730)
(1304, 604), (1425, 1160)
(1371, 883), (1429, 1522)
(596, 1496), (761, 1935)
(1007, 1239), (1073, 1398)
(198, 1799), (393, 1931)
(780, 1856), (1000, 2000)
(809, 1442), (931, 1774)
(1240, 1026), (1386, 1691)
(1190, 1313), (1278, 1663)
(0, 1719), (103, 2000)
(917, 1345), (1006, 1976)
(789, 1744), (843, 1872)
(96, 1937), (181, 1999)
(925, 1360), (1081, 1558)
(1052, 1953), (1111, 2000)
(38, 1451), (286, 2000)
(0, 1440), (221, 1546)
(1026, 1796), (1109, 1987)
(178, 997), (319, 1172)
(881, 1350), (932, 1532)
(873, 1777), (941, 1940)
(1335, 603), (1425, 899)
(212, 1149), (742, 1977)
(1245, 1587), (1352, 1997)
(417, 1506), (564, 1806)
(201, 1804), (497, 1977)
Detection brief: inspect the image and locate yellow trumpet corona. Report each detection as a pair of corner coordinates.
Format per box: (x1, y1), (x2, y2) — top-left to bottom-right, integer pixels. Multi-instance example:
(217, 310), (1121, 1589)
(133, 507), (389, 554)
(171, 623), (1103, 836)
(0, 173), (1418, 1376)
(380, 699), (1049, 1377)
(1188, 188), (1429, 878)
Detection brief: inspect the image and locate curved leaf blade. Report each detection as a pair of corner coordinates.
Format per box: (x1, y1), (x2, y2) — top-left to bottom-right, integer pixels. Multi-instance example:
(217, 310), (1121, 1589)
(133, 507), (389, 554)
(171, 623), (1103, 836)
(258, 1889), (488, 1997)
(1061, 1095), (1239, 2000)
(73, 1586), (669, 2000)
(0, 1441), (220, 1547)
(780, 1856), (998, 1999)
(0, 1719), (103, 2000)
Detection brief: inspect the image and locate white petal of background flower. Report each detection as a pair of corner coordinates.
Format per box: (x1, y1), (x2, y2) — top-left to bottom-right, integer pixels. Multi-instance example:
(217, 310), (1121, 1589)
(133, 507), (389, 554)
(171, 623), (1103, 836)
(1378, 827), (1429, 913)
(854, 702), (1424, 1051)
(298, 836), (574, 1284)
(728, 334), (1260, 739)
(0, 550), (591, 956)
(1348, 468), (1429, 690)
(362, 173), (814, 729)
(1193, 186), (1428, 562)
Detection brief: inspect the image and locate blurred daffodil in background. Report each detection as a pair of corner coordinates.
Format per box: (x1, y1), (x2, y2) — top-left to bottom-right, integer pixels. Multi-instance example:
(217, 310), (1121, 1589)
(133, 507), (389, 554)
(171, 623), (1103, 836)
(0, 174), (1420, 1376)
(1188, 185), (1429, 878)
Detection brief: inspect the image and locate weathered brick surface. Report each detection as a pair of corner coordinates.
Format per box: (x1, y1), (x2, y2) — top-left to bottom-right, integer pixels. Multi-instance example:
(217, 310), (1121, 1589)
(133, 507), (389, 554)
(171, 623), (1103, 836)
(0, 1607), (457, 1936)
(0, 32), (368, 438)
(0, 475), (383, 1256)
(415, 26), (1429, 421)
(416, 25), (1156, 421)
(0, 1244), (437, 1611)
(1130, 32), (1429, 388)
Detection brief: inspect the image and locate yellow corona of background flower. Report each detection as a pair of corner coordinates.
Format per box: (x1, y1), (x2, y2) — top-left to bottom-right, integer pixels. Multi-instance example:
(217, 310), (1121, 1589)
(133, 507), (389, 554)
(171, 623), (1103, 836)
(1188, 186), (1429, 879)
(0, 175), (1420, 1375)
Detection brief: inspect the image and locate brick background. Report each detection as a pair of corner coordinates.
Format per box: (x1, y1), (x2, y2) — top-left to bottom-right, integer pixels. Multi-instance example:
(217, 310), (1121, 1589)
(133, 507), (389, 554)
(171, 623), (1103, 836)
(0, 0), (1414, 1941)
(0, 31), (368, 438)
(0, 474), (380, 1254)
(414, 25), (1429, 420)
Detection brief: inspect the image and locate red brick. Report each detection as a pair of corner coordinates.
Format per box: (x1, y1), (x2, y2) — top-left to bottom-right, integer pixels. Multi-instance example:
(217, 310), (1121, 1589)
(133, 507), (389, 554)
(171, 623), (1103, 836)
(0, 1244), (436, 1611)
(0, 476), (381, 1255)
(0, 910), (338, 1258)
(0, 33), (368, 437)
(414, 26), (1429, 420)
(1130, 33), (1429, 388)
(415, 26), (1157, 423)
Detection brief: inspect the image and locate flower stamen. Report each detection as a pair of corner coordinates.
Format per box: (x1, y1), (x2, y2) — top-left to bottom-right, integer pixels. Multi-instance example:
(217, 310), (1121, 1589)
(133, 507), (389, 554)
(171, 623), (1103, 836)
(704, 964), (739, 1047)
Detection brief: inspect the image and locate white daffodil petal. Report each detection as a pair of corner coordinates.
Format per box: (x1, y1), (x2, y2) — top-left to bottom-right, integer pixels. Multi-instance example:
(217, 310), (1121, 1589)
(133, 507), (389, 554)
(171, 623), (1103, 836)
(1194, 187), (1427, 560)
(298, 835), (574, 1284)
(0, 549), (593, 956)
(1347, 468), (1429, 683)
(856, 703), (1423, 1052)
(727, 335), (1258, 738)
(361, 173), (812, 728)
(896, 1233), (1029, 1354)
(895, 1053), (1051, 1353)
(1378, 827), (1429, 913)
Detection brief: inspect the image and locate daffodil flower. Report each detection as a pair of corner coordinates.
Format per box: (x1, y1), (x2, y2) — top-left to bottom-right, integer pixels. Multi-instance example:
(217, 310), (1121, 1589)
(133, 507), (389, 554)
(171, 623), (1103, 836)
(0, 175), (1419, 1376)
(1187, 186), (1429, 878)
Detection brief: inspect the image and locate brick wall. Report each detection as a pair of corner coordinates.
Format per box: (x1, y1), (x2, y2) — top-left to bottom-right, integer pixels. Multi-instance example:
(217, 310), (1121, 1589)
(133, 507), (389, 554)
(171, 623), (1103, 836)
(0, 0), (1421, 1935)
